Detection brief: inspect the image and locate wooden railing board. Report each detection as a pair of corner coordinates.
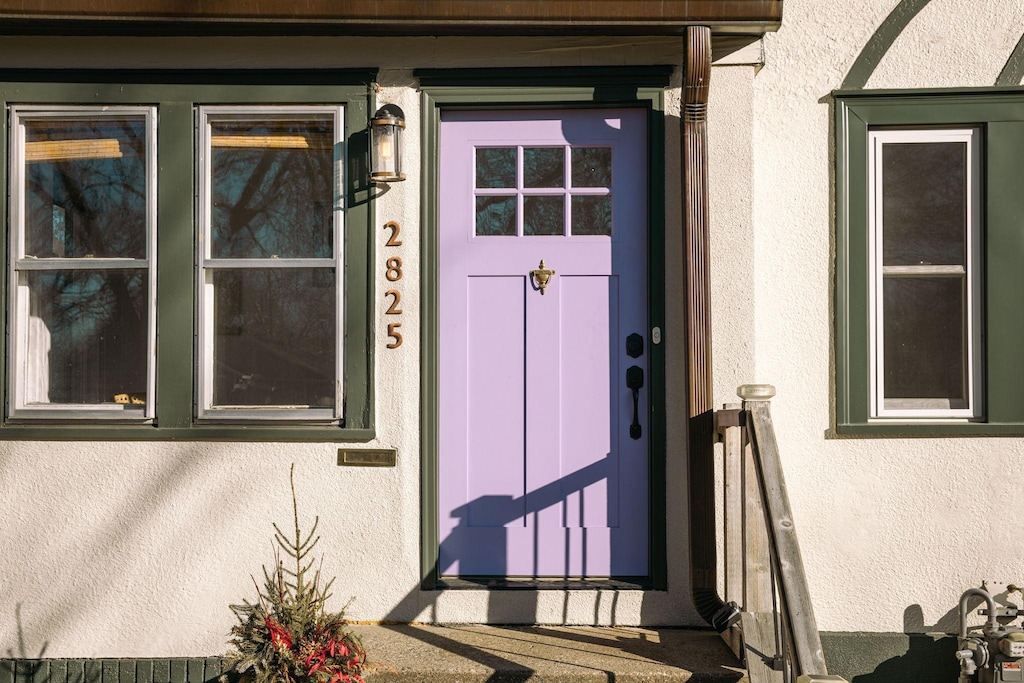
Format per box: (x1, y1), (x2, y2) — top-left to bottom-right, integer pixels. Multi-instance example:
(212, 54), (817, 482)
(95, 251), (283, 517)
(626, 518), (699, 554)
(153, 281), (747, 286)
(717, 386), (845, 682)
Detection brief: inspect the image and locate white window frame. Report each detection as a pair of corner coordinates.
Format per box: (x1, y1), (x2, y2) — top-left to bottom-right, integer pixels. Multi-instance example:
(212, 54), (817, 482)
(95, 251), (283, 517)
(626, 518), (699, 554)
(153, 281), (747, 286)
(7, 105), (158, 421)
(196, 105), (345, 422)
(868, 127), (983, 420)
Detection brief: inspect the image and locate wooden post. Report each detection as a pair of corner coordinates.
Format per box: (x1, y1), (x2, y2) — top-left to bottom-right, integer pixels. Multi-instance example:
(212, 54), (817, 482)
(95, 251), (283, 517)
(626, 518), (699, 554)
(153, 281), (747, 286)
(743, 419), (774, 615)
(741, 384), (829, 677)
(717, 403), (745, 657)
(718, 404), (744, 607)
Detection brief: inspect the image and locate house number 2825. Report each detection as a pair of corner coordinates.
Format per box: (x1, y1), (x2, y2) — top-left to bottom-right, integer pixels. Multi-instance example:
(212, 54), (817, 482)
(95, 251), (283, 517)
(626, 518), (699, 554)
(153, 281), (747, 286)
(384, 221), (403, 349)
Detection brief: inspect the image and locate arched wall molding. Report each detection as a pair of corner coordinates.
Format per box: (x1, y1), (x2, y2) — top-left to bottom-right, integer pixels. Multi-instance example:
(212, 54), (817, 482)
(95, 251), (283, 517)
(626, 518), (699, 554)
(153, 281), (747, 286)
(841, 0), (1024, 89)
(840, 0), (935, 90)
(996, 32), (1024, 86)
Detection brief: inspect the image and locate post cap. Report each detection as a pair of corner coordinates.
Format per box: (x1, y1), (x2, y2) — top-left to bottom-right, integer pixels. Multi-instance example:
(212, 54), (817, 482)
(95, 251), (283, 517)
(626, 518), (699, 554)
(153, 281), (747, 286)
(737, 384), (776, 400)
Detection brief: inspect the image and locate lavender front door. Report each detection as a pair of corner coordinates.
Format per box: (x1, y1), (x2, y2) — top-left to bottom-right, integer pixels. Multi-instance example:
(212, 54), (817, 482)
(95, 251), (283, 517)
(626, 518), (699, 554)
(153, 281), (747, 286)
(438, 108), (649, 578)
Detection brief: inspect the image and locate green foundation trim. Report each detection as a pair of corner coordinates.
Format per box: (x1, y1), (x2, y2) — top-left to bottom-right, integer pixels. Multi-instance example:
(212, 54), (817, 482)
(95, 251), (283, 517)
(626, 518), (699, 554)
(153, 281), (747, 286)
(820, 632), (958, 683)
(1, 634), (961, 683)
(0, 659), (227, 683)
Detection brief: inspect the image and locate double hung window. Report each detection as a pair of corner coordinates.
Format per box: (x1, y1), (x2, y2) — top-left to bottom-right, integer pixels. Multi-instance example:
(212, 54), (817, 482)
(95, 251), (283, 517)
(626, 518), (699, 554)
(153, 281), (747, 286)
(837, 89), (1024, 434)
(198, 107), (343, 421)
(9, 107), (157, 420)
(0, 74), (372, 438)
(868, 128), (981, 419)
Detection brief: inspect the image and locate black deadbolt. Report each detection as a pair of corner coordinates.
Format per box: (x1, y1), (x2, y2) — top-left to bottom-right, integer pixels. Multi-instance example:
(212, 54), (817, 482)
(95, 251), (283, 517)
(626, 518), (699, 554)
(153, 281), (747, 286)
(626, 333), (644, 358)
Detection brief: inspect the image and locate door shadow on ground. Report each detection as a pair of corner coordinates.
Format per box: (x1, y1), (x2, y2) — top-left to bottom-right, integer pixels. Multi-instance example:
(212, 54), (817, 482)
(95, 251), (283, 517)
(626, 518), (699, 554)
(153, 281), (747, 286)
(377, 450), (739, 680)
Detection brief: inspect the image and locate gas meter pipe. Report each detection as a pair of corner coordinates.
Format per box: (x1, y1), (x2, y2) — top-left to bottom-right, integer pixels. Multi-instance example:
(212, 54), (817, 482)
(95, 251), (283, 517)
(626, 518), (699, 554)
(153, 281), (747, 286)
(959, 588), (999, 638)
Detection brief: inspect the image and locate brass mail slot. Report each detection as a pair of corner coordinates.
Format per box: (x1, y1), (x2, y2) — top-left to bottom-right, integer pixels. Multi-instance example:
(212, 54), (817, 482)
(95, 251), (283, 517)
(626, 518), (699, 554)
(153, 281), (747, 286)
(337, 448), (397, 467)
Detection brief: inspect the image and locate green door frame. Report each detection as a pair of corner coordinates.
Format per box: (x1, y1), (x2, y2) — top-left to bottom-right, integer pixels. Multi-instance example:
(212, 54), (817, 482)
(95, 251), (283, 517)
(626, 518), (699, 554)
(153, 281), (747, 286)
(416, 67), (671, 590)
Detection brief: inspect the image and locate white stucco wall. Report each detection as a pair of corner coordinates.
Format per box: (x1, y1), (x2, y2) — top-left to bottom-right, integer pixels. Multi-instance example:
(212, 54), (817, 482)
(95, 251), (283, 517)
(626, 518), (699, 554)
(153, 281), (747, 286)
(0, 35), (699, 659)
(731, 0), (1024, 636)
(3, 0), (1020, 659)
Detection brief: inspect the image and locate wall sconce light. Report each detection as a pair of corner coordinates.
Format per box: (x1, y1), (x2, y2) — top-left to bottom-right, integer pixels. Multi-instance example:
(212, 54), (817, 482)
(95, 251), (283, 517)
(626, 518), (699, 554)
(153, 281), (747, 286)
(369, 104), (406, 183)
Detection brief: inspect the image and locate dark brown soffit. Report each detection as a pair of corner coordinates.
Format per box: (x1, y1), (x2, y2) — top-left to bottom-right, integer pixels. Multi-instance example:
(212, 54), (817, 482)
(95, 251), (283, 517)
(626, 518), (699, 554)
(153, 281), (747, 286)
(0, 1), (782, 36)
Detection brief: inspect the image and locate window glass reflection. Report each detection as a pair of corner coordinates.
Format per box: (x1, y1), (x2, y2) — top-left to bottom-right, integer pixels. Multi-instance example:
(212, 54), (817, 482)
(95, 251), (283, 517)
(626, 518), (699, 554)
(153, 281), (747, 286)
(476, 196), (517, 236)
(883, 277), (966, 401)
(882, 142), (967, 267)
(572, 147), (612, 188)
(571, 196), (612, 236)
(523, 196), (564, 236)
(213, 268), (335, 408)
(211, 119), (334, 259)
(24, 118), (147, 259)
(24, 269), (148, 406)
(524, 147), (564, 188)
(475, 147), (517, 189)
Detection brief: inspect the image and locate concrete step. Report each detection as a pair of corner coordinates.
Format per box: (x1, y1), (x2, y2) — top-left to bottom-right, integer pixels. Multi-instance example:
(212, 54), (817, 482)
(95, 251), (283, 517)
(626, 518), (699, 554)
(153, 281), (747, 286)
(352, 625), (745, 682)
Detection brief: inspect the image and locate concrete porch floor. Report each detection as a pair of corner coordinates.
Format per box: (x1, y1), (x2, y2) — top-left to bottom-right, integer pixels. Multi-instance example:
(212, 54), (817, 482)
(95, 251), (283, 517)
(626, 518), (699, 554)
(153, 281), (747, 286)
(351, 625), (746, 682)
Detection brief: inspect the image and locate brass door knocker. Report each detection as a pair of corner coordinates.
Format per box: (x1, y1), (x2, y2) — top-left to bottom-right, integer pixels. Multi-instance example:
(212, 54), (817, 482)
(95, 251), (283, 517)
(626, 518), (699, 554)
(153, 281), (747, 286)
(530, 259), (555, 295)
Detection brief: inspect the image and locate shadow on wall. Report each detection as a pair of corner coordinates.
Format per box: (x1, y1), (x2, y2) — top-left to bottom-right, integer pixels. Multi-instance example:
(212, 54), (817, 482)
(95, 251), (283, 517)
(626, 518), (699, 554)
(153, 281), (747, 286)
(1, 604), (49, 683)
(5, 604), (48, 660)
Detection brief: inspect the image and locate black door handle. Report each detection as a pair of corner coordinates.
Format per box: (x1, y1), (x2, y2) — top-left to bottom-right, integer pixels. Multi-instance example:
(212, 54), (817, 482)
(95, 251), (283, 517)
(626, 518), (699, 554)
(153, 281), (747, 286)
(626, 365), (644, 440)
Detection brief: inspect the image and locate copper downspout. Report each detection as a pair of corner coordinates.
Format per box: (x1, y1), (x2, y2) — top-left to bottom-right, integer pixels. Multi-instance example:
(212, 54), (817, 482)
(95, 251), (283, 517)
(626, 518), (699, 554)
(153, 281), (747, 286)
(683, 25), (738, 631)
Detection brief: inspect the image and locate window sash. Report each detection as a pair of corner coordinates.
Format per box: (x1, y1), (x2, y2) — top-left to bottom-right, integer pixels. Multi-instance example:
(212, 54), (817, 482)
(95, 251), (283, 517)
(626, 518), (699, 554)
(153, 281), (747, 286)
(868, 127), (982, 420)
(196, 105), (345, 422)
(7, 106), (157, 421)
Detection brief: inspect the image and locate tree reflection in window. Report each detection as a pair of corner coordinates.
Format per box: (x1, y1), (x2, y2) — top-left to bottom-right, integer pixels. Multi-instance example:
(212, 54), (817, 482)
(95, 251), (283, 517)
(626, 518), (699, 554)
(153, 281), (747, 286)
(20, 116), (150, 408)
(204, 113), (338, 412)
(210, 120), (333, 259)
(213, 269), (334, 407)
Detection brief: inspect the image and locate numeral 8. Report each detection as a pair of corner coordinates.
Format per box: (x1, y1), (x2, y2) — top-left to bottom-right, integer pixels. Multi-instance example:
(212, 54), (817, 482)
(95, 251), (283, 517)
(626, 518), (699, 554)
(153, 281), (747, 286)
(386, 256), (403, 282)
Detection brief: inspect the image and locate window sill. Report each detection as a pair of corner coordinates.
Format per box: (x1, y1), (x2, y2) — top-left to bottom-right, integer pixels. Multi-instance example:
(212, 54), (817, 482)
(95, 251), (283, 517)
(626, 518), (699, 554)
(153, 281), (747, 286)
(835, 421), (1024, 437)
(0, 423), (374, 442)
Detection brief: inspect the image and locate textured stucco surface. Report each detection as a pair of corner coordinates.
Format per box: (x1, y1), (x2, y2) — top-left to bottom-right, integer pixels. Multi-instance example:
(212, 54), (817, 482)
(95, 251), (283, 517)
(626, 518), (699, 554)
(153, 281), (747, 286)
(0, 36), (695, 658)
(3, 0), (1024, 661)
(746, 0), (1024, 637)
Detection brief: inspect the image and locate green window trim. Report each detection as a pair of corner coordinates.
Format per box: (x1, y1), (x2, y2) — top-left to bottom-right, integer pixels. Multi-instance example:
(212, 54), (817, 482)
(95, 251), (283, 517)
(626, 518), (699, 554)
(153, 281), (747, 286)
(836, 87), (1024, 436)
(0, 70), (376, 441)
(415, 66), (670, 590)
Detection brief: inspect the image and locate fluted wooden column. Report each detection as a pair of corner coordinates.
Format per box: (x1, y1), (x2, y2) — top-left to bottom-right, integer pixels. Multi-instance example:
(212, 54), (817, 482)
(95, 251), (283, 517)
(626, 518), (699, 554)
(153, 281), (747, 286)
(682, 25), (721, 624)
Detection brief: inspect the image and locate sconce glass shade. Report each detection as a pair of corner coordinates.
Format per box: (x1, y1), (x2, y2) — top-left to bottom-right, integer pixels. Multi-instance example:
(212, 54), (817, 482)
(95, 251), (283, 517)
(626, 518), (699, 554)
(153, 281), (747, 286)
(370, 104), (406, 182)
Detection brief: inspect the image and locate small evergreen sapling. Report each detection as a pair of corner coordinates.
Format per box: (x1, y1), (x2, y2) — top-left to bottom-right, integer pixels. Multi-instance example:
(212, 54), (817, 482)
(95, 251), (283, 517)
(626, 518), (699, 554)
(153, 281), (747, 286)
(224, 465), (365, 683)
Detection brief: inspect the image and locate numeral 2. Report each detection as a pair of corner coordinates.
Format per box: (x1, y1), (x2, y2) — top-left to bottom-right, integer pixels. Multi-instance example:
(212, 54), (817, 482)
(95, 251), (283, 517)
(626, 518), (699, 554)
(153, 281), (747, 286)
(385, 289), (403, 315)
(384, 221), (403, 247)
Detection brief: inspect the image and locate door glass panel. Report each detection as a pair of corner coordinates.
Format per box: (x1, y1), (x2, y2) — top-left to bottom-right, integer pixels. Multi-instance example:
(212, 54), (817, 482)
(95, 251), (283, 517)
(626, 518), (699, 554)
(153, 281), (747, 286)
(210, 118), (334, 259)
(23, 117), (148, 259)
(882, 141), (966, 267)
(475, 196), (517, 236)
(524, 147), (564, 188)
(571, 195), (612, 236)
(572, 147), (612, 188)
(883, 276), (966, 402)
(476, 147), (517, 188)
(524, 195), (564, 236)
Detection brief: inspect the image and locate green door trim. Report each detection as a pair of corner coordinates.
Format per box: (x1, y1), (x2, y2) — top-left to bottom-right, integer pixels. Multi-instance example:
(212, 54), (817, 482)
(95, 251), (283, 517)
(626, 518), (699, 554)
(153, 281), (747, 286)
(418, 70), (670, 590)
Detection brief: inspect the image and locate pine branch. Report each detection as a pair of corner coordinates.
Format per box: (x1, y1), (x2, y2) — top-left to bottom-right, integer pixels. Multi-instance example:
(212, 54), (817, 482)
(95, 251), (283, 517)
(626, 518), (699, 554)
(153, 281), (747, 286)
(289, 463), (305, 595)
(224, 464), (365, 683)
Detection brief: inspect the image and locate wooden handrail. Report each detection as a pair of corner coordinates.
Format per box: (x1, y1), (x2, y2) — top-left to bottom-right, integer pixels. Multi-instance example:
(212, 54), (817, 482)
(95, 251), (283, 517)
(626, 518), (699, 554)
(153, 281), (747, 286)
(718, 385), (841, 682)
